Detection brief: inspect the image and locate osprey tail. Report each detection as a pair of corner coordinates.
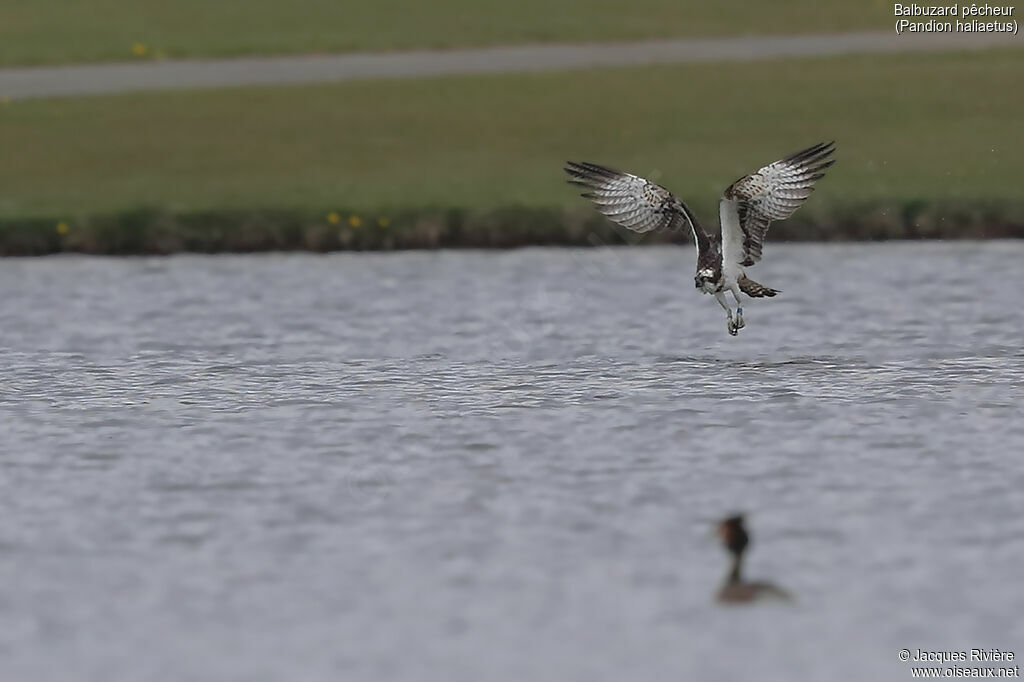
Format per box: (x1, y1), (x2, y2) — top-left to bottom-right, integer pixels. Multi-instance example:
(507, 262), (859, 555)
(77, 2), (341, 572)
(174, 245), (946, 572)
(738, 276), (779, 298)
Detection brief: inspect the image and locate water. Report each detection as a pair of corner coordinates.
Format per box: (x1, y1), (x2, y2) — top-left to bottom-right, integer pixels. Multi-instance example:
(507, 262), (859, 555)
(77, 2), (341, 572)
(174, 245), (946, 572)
(1, 242), (1023, 681)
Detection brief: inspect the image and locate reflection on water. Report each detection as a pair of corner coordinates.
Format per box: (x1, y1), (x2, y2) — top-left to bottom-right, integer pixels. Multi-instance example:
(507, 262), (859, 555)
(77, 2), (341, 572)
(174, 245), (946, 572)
(1, 242), (1023, 681)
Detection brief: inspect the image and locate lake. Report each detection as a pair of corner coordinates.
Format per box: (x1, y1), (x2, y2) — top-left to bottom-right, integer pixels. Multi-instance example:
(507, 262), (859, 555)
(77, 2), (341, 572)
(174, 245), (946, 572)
(1, 242), (1023, 681)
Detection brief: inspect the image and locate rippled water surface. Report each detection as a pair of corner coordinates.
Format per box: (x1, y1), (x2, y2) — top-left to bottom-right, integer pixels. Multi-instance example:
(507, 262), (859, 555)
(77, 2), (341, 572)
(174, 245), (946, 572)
(2, 242), (1023, 681)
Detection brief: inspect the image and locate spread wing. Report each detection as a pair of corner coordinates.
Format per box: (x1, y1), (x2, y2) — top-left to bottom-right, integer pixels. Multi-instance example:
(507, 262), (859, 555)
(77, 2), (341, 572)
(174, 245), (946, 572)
(719, 142), (835, 271)
(564, 161), (711, 254)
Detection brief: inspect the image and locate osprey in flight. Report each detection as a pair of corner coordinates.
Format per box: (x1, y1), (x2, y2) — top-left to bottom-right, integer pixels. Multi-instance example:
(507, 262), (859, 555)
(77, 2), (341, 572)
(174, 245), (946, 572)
(565, 142), (835, 336)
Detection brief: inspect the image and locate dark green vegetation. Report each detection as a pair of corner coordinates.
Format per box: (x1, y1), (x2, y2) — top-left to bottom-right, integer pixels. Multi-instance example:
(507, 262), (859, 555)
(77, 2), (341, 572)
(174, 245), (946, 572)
(1, 49), (1021, 254)
(1, 203), (1018, 256)
(0, 0), (876, 66)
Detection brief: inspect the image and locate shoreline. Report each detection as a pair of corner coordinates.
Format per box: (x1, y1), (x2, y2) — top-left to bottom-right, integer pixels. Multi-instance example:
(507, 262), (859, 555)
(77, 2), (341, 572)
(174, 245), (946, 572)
(2, 202), (1022, 256)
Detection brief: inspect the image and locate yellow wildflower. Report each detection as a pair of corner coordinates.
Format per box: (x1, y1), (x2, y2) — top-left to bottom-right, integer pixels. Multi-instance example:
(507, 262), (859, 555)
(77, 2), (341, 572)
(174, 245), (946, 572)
(326, 211), (341, 224)
(377, 217), (390, 228)
(131, 43), (148, 57)
(348, 215), (362, 228)
(56, 221), (70, 235)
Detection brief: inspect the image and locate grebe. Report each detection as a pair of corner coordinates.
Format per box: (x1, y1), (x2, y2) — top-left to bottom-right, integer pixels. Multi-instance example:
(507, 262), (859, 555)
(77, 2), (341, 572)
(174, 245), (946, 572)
(716, 514), (792, 604)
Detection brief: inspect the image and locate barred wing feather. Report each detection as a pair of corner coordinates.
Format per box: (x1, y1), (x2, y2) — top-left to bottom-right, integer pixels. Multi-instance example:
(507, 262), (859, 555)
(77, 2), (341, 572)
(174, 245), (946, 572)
(720, 142), (835, 272)
(564, 161), (710, 251)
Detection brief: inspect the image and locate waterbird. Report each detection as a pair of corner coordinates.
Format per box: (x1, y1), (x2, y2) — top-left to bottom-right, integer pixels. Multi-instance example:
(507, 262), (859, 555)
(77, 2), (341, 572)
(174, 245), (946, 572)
(715, 514), (792, 604)
(565, 142), (836, 336)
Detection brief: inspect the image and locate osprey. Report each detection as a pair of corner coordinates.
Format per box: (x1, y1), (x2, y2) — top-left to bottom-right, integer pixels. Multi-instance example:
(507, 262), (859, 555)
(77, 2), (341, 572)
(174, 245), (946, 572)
(565, 142), (835, 336)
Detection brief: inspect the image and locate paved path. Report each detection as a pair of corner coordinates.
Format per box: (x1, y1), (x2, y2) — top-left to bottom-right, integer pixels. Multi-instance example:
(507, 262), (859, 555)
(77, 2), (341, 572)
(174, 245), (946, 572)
(1, 31), (1020, 100)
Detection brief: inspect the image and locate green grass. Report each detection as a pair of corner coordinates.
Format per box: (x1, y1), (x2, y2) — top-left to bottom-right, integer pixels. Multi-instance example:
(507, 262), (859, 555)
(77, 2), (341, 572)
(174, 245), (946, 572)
(0, 0), (881, 66)
(1, 49), (1021, 227)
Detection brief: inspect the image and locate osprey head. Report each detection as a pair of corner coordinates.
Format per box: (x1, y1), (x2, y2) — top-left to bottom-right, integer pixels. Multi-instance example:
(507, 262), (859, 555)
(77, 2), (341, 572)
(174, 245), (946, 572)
(695, 268), (717, 289)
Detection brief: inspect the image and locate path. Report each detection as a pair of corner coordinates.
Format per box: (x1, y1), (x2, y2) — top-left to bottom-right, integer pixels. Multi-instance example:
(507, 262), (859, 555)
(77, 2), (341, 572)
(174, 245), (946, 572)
(0, 31), (1019, 100)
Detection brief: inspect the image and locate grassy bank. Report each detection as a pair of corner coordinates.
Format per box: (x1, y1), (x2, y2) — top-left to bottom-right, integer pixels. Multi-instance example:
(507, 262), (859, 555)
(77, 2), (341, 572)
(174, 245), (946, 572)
(1, 50), (1021, 215)
(1, 49), (1021, 253)
(0, 0), (877, 66)
(2, 202), (1022, 256)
